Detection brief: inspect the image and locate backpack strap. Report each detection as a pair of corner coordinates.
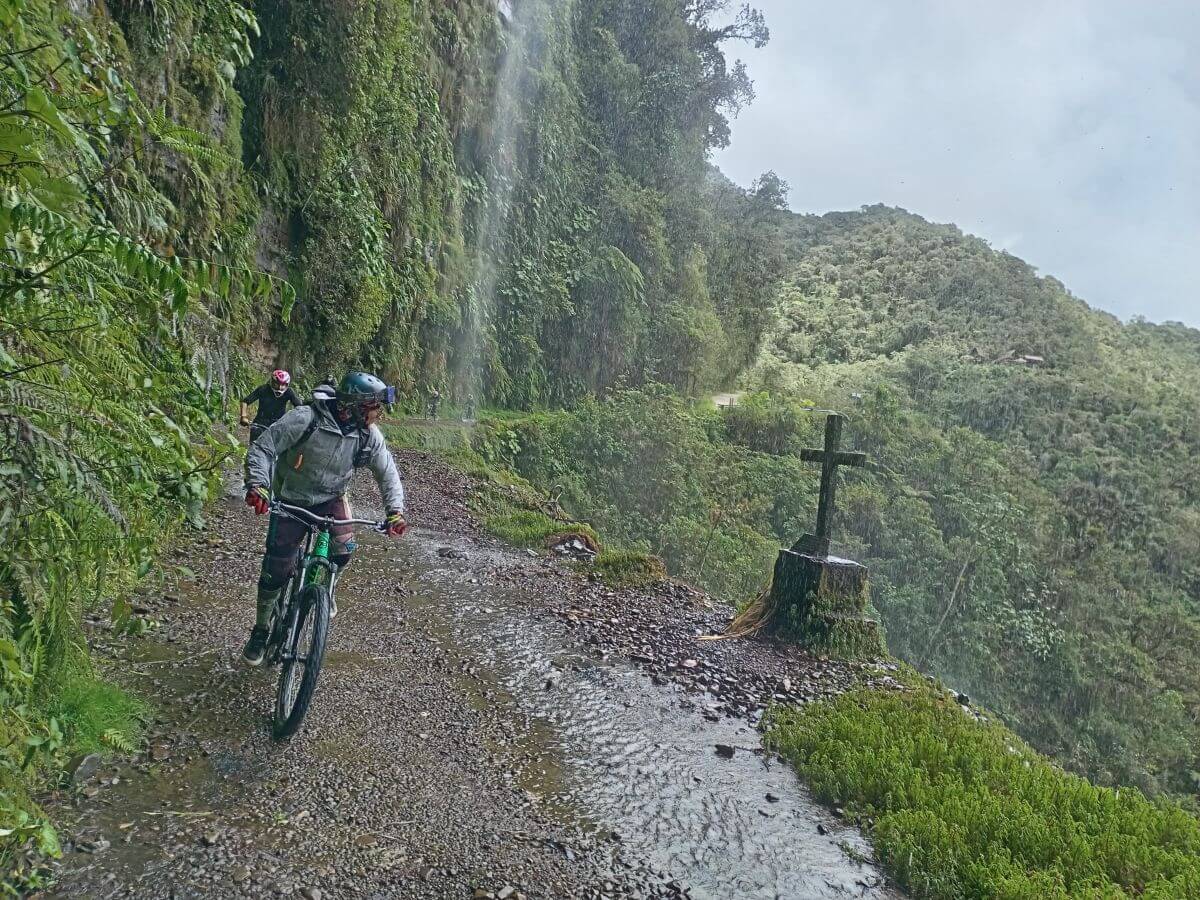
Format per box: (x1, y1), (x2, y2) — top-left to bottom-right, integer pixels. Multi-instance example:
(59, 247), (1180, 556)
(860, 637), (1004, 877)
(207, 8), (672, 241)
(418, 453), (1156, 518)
(352, 426), (372, 468)
(285, 405), (322, 471)
(292, 405), (322, 452)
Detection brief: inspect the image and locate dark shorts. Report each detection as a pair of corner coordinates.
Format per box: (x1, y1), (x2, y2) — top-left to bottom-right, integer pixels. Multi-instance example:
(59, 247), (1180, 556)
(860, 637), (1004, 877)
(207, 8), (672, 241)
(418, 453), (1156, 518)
(258, 496), (357, 588)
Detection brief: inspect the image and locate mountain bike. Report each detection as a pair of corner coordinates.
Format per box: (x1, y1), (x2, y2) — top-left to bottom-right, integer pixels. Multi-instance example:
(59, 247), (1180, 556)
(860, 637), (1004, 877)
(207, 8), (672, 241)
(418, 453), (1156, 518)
(264, 499), (385, 739)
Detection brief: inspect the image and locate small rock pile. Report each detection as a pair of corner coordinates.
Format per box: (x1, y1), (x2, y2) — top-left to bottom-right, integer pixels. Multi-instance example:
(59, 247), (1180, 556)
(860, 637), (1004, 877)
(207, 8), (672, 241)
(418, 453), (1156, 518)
(549, 536), (597, 561)
(544, 576), (904, 725)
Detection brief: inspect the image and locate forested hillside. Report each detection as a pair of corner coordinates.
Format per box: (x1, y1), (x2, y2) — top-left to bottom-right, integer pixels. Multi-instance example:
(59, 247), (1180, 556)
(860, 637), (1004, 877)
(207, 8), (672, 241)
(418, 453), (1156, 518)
(755, 207), (1200, 794)
(472, 202), (1195, 796)
(478, 205), (1200, 797)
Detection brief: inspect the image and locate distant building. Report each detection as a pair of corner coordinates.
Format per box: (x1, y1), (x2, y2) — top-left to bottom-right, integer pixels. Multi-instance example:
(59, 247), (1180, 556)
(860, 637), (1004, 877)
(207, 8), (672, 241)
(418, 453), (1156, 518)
(992, 350), (1049, 367)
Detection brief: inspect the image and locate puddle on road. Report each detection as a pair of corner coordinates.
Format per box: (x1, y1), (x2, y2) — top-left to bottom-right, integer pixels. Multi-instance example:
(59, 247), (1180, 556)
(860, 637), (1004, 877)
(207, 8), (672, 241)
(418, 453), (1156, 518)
(356, 531), (896, 900)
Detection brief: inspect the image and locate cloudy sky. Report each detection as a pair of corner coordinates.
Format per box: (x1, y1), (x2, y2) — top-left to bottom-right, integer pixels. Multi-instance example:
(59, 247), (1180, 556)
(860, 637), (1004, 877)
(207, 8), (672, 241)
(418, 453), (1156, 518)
(714, 1), (1199, 327)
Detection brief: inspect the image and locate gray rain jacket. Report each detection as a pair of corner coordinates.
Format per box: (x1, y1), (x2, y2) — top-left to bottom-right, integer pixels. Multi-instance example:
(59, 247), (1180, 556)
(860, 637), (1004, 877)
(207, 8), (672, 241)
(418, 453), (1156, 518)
(244, 387), (405, 513)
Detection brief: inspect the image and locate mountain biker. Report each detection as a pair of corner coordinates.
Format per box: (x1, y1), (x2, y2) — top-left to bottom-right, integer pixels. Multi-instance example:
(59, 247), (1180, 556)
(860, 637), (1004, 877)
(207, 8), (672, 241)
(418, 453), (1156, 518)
(241, 371), (407, 665)
(240, 369), (301, 442)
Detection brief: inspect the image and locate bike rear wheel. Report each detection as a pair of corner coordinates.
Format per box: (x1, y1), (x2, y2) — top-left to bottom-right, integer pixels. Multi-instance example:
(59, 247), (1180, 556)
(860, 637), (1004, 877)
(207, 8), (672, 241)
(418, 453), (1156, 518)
(273, 583), (330, 739)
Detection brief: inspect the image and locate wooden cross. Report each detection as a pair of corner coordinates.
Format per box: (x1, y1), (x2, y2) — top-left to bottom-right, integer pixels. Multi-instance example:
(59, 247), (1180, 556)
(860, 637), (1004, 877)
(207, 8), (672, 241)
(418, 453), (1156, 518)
(793, 414), (866, 557)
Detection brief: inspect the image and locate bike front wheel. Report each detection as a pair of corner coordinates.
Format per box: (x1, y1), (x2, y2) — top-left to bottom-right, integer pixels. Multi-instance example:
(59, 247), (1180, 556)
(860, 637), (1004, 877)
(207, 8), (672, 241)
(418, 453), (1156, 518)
(273, 583), (330, 739)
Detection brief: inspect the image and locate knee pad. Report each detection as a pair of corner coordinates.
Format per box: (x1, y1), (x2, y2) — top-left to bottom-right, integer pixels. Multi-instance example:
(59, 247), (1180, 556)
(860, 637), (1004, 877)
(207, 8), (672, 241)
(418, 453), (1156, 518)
(257, 571), (287, 592)
(258, 553), (295, 591)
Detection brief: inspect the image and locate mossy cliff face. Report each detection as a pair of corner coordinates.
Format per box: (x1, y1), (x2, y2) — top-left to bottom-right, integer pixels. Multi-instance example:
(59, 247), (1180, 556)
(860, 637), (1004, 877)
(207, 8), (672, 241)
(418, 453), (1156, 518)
(108, 0), (262, 289)
(231, 0), (782, 406)
(232, 0), (591, 401)
(236, 0), (473, 385)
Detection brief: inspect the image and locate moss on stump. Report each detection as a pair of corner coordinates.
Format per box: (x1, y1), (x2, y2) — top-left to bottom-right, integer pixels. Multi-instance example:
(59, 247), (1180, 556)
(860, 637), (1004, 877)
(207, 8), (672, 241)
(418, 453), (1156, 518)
(738, 550), (886, 659)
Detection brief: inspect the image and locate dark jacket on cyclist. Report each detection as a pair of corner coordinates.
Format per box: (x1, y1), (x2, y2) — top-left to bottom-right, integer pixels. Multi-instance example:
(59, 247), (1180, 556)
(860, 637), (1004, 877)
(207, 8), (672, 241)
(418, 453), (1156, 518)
(243, 383), (300, 429)
(245, 384), (404, 514)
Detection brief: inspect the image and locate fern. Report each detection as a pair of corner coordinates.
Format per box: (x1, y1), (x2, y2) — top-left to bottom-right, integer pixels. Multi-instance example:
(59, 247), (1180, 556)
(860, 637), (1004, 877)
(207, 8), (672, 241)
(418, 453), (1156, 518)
(0, 412), (126, 528)
(100, 728), (137, 755)
(0, 0), (291, 848)
(142, 107), (235, 171)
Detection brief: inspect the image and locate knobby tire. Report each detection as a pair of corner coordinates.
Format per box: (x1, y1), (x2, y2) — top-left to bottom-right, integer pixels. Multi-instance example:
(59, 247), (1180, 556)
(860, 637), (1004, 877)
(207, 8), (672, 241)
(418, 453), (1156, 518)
(273, 583), (330, 739)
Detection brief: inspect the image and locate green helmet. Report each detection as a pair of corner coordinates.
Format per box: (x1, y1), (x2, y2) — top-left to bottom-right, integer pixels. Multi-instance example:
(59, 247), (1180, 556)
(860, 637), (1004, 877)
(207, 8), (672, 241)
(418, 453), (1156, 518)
(336, 371), (394, 407)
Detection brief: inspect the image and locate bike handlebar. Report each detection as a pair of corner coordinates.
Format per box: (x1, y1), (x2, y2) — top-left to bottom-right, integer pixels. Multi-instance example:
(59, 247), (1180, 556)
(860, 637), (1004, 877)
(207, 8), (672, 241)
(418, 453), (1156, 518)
(271, 500), (386, 531)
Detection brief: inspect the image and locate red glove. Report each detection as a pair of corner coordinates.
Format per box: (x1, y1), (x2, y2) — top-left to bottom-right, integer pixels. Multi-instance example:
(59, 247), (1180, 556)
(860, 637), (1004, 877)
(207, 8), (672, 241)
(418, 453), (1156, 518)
(385, 510), (407, 538)
(245, 486), (269, 516)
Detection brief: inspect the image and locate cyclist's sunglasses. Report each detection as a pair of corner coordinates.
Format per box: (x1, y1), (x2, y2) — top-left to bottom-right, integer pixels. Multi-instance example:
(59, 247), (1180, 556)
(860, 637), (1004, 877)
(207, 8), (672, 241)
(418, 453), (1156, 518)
(357, 386), (396, 410)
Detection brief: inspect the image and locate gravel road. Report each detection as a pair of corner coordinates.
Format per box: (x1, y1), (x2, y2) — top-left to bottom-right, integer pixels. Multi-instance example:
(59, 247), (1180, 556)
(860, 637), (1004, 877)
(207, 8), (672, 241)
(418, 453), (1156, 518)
(41, 448), (900, 899)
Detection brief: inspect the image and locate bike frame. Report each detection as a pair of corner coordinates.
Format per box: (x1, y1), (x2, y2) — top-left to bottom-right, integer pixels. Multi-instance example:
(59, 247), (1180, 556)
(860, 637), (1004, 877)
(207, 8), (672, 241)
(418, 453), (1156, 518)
(296, 527), (337, 593)
(260, 499), (388, 737)
(266, 501), (380, 662)
(273, 533), (331, 665)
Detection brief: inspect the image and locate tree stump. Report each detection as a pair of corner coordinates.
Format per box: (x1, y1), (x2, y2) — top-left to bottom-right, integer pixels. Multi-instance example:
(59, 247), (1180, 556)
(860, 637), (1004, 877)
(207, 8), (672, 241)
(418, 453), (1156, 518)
(743, 549), (886, 659)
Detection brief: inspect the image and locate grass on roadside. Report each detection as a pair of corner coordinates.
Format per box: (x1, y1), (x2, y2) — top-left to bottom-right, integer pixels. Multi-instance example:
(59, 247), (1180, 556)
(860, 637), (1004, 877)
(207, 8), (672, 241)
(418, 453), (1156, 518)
(3, 668), (147, 890)
(478, 489), (670, 590)
(591, 549), (666, 588)
(45, 672), (149, 757)
(380, 420), (473, 452)
(477, 486), (599, 550)
(765, 688), (1200, 899)
(389, 415), (604, 557)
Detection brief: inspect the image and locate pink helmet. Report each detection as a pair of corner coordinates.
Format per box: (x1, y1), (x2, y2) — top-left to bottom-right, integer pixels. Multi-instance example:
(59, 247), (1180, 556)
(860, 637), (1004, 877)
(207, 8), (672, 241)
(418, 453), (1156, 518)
(271, 369), (291, 396)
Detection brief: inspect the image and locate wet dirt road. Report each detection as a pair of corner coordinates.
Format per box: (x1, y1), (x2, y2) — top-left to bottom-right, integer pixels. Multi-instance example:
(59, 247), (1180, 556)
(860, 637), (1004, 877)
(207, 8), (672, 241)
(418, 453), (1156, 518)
(44, 458), (898, 899)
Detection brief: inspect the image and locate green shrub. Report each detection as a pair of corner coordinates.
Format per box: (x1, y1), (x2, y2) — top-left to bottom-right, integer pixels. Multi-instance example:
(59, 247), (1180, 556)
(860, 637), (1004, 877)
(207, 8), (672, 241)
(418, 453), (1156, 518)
(721, 391), (818, 455)
(765, 690), (1200, 899)
(469, 388), (801, 601)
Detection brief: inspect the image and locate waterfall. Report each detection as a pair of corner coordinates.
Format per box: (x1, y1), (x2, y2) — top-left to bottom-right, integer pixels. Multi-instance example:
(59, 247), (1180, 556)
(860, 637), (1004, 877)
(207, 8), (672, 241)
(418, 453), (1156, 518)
(455, 0), (556, 404)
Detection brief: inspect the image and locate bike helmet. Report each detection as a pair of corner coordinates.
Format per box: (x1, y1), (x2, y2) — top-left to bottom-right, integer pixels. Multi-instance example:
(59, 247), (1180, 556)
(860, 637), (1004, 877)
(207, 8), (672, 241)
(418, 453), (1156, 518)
(271, 369), (291, 396)
(336, 374), (396, 429)
(336, 371), (395, 424)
